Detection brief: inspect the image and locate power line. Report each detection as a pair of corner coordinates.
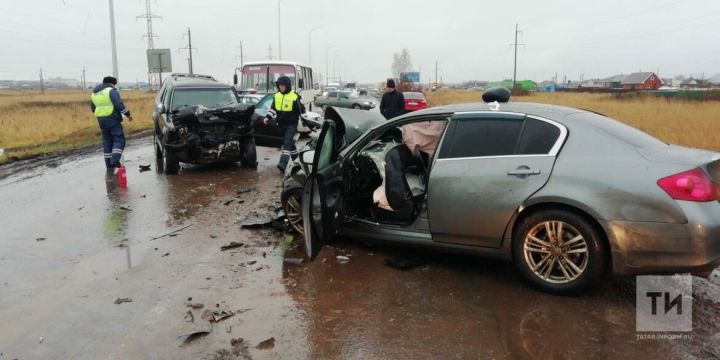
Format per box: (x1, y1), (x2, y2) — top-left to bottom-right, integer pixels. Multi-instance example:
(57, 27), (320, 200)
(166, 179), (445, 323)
(510, 24), (525, 89)
(179, 28), (195, 74)
(137, 0), (162, 88)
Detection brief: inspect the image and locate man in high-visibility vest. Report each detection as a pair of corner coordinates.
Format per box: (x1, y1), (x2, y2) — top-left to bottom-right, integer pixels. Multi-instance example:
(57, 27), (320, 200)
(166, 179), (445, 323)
(90, 76), (132, 170)
(263, 76), (305, 172)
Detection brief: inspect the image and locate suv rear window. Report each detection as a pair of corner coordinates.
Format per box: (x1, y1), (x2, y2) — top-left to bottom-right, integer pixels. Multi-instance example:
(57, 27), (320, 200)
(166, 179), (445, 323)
(171, 88), (238, 110)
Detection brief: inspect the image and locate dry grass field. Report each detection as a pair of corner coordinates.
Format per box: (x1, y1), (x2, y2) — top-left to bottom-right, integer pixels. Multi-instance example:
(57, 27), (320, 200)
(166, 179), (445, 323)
(426, 90), (720, 152)
(0, 90), (155, 162)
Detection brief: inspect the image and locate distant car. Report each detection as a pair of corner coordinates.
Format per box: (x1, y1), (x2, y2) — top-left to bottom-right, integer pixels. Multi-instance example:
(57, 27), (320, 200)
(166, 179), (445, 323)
(403, 92), (428, 112)
(314, 91), (376, 110)
(295, 91), (720, 294)
(238, 94), (263, 105)
(152, 74), (257, 174)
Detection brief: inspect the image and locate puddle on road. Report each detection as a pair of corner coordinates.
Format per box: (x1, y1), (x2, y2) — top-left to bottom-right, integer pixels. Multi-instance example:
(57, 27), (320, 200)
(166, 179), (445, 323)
(282, 241), (718, 359)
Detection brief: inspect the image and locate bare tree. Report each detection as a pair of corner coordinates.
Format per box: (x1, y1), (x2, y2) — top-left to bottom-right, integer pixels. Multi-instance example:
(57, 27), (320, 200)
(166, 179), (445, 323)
(391, 49), (413, 78)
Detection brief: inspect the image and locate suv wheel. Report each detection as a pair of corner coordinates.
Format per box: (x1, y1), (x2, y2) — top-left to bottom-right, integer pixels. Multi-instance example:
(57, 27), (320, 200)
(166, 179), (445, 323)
(162, 140), (180, 175)
(512, 209), (607, 295)
(240, 138), (258, 168)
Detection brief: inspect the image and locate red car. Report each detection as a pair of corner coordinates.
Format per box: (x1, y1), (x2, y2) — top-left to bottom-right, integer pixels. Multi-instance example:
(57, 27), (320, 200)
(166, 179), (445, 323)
(403, 92), (428, 112)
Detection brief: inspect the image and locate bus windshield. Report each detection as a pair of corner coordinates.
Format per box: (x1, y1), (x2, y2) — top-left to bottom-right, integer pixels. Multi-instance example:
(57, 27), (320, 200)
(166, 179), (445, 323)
(241, 64), (296, 92)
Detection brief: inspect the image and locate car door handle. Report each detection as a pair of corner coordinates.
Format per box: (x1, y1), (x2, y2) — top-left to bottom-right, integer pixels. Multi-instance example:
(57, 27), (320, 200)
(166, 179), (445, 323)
(507, 168), (541, 176)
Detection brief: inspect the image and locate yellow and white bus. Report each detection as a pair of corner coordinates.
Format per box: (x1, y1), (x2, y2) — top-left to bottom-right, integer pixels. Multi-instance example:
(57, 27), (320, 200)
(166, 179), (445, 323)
(234, 61), (317, 104)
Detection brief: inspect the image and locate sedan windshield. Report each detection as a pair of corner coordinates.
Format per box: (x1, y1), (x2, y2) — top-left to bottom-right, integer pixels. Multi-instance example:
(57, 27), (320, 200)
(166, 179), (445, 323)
(172, 88), (238, 110)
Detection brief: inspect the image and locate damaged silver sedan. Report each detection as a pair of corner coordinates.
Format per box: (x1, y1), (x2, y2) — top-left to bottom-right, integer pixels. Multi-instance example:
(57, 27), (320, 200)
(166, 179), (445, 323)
(296, 97), (720, 294)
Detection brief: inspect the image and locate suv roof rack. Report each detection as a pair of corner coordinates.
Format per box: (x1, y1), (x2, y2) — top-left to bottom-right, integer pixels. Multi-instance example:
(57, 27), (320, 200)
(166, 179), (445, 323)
(170, 73), (216, 81)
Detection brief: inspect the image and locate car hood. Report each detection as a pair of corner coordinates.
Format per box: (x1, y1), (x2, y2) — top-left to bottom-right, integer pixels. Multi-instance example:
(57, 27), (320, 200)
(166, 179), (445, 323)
(324, 107), (385, 145)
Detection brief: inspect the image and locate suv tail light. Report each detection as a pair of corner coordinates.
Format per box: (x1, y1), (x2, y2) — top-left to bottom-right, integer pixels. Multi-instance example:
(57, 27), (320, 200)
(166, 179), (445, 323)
(657, 168), (719, 202)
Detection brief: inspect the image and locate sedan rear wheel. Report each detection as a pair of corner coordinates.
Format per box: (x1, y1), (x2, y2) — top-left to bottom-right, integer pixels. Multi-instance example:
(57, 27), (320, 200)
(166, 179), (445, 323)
(352, 104), (361, 109)
(512, 209), (606, 295)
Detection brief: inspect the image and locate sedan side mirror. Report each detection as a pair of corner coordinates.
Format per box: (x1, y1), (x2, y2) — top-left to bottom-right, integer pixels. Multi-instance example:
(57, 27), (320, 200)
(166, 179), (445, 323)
(157, 103), (166, 113)
(300, 150), (315, 165)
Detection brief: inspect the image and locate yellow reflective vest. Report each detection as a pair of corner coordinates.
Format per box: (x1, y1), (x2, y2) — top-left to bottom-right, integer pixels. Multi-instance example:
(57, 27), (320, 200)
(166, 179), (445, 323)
(273, 91), (299, 112)
(90, 87), (114, 117)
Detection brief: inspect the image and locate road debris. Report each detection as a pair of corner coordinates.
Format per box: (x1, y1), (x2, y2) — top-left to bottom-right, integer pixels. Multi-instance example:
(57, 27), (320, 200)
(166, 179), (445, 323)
(186, 303), (204, 309)
(114, 297), (132, 304)
(384, 257), (422, 270)
(247, 260), (257, 265)
(184, 310), (194, 323)
(209, 234), (218, 238)
(162, 252), (170, 257)
(239, 212), (274, 228)
(230, 337), (243, 347)
(119, 205), (132, 211)
(178, 330), (210, 347)
(235, 187), (255, 195)
(201, 309), (235, 323)
(151, 224), (193, 240)
(138, 164), (151, 172)
(283, 258), (304, 265)
(39, 337), (44, 344)
(223, 199), (234, 206)
(256, 337), (275, 350)
(226, 326), (233, 334)
(35, 237), (46, 242)
(336, 255), (350, 264)
(220, 242), (244, 251)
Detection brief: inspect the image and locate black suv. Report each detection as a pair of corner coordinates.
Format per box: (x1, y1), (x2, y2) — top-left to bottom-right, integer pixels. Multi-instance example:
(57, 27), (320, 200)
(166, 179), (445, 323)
(152, 73), (257, 174)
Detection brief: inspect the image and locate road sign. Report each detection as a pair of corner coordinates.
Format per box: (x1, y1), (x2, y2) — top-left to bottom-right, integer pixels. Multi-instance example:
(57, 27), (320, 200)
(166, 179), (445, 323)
(401, 72), (420, 83)
(147, 49), (172, 73)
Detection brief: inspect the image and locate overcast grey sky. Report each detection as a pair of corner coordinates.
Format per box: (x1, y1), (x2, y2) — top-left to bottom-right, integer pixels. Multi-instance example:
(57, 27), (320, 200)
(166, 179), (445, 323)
(2, 0), (719, 84)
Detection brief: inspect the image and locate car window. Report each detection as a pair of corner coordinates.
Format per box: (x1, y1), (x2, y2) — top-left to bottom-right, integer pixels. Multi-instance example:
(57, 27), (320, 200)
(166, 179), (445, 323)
(256, 95), (273, 110)
(317, 122), (336, 170)
(163, 86), (173, 110)
(439, 118), (524, 158)
(328, 92), (337, 98)
(171, 88), (238, 110)
(339, 93), (349, 99)
(516, 118), (561, 155)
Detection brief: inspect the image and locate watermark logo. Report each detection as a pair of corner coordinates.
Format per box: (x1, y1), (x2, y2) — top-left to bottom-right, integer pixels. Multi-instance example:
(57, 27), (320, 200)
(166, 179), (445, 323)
(636, 275), (692, 333)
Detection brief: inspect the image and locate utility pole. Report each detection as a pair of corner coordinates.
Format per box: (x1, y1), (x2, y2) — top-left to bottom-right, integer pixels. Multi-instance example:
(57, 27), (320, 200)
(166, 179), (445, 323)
(82, 67), (86, 91)
(180, 28), (195, 74)
(267, 43), (273, 60)
(277, 0), (282, 60)
(435, 61), (438, 87)
(237, 41), (244, 67)
(108, 0), (119, 80)
(325, 45), (338, 86)
(137, 0), (161, 89)
(308, 26), (322, 66)
(39, 68), (44, 93)
(511, 23), (525, 90)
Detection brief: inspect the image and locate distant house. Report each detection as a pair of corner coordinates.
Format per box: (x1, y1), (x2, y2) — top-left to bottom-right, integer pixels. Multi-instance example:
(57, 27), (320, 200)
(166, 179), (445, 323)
(622, 72), (662, 90)
(598, 74), (627, 89)
(708, 74), (720, 87)
(680, 78), (700, 89)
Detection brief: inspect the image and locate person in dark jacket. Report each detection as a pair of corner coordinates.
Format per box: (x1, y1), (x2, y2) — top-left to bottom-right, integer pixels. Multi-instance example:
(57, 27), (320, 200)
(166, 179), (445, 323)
(90, 76), (132, 170)
(263, 76), (306, 171)
(380, 79), (405, 120)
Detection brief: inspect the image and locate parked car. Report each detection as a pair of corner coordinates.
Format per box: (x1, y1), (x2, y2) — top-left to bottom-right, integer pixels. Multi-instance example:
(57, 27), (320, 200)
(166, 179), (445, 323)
(403, 92), (428, 112)
(238, 94), (264, 105)
(152, 74), (257, 174)
(281, 107), (385, 233)
(314, 91), (376, 111)
(294, 90), (720, 294)
(251, 94), (322, 147)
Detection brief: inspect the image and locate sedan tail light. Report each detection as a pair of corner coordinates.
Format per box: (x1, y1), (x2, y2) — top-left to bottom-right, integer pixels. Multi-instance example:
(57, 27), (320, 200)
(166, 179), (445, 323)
(657, 168), (720, 202)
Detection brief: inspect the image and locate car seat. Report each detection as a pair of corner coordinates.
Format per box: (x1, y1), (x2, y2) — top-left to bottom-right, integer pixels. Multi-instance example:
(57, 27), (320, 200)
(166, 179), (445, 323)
(373, 144), (425, 223)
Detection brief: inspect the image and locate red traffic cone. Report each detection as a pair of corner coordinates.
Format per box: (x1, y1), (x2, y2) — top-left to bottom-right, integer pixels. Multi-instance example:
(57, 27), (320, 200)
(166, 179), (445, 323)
(117, 165), (127, 187)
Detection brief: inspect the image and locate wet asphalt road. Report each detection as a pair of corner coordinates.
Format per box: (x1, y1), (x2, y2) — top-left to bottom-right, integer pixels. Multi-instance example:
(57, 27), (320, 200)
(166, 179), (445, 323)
(0, 136), (718, 359)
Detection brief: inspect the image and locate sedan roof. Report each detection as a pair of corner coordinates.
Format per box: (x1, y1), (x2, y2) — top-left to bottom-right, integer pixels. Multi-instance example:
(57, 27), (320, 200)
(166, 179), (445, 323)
(408, 102), (586, 121)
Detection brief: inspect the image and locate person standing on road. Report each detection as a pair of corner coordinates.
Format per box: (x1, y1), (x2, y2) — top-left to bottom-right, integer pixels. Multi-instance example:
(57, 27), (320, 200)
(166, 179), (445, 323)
(380, 79), (405, 120)
(263, 76), (306, 172)
(90, 76), (132, 171)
